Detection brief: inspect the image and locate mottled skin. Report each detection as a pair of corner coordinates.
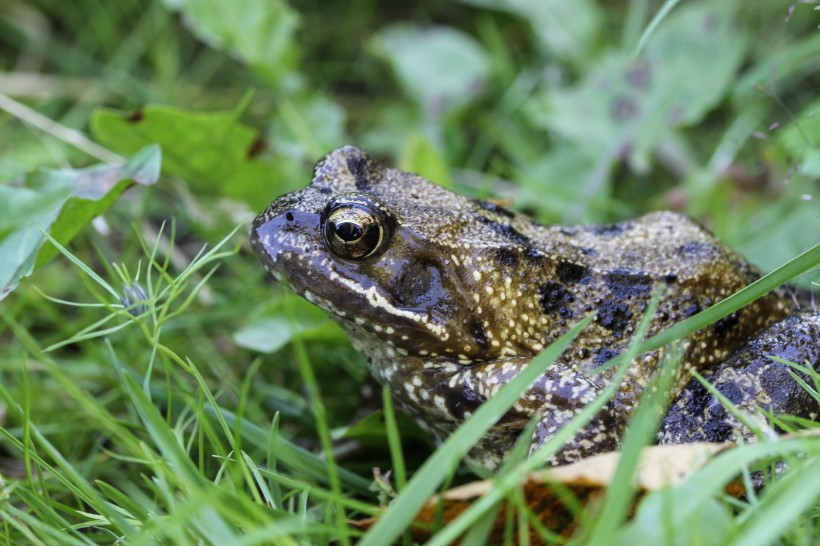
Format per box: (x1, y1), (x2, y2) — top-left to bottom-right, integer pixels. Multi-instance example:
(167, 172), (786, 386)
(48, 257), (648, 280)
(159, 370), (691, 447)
(251, 146), (819, 468)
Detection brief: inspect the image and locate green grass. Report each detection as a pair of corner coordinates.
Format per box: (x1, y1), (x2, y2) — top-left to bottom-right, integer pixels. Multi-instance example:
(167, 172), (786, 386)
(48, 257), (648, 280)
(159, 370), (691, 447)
(0, 0), (819, 544)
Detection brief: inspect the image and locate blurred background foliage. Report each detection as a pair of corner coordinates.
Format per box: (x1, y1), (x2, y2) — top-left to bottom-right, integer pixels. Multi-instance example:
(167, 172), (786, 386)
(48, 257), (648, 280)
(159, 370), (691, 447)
(0, 0), (818, 541)
(1, 1), (818, 261)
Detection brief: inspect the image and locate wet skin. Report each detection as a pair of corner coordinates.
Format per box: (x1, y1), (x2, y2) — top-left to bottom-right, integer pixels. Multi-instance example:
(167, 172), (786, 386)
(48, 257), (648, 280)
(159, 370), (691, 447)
(251, 146), (819, 468)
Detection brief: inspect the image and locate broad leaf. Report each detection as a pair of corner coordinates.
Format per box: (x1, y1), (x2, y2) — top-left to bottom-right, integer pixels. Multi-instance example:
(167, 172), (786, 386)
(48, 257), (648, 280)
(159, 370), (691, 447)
(161, 0), (299, 87)
(0, 146), (160, 300)
(398, 133), (452, 188)
(528, 3), (748, 172)
(91, 106), (290, 207)
(461, 0), (602, 64)
(371, 25), (491, 115)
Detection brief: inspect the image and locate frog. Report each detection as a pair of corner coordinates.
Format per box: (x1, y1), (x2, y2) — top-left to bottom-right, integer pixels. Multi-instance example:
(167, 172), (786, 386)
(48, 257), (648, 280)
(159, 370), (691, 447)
(251, 145), (819, 469)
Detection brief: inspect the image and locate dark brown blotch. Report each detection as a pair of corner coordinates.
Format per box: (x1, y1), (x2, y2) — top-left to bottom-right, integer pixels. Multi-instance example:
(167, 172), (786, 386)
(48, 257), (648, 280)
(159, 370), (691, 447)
(473, 199), (515, 218)
(474, 214), (534, 249)
(590, 223), (627, 237)
(596, 300), (632, 334)
(595, 347), (620, 365)
(556, 260), (589, 284)
(470, 319), (490, 350)
(538, 281), (574, 318)
(495, 247), (519, 267)
(676, 241), (717, 259)
(524, 248), (545, 263)
(713, 311), (740, 338)
(346, 154), (370, 190)
(443, 384), (485, 419)
(682, 302), (701, 318)
(604, 269), (653, 299)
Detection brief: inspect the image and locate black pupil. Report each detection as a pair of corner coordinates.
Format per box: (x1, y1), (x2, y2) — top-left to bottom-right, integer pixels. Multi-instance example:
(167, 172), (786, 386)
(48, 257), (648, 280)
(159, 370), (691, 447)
(335, 221), (364, 242)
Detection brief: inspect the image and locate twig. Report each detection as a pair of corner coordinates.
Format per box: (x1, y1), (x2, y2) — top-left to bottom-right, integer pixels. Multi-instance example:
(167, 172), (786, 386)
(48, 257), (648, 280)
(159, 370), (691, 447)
(0, 91), (124, 164)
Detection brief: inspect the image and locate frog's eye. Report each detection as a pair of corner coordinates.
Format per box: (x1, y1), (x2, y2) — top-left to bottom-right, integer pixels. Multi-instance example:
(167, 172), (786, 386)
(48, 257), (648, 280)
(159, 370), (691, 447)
(321, 195), (394, 261)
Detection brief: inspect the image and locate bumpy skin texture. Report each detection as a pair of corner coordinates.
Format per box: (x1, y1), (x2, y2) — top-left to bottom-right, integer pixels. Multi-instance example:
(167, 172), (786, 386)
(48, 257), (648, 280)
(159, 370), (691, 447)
(251, 146), (818, 469)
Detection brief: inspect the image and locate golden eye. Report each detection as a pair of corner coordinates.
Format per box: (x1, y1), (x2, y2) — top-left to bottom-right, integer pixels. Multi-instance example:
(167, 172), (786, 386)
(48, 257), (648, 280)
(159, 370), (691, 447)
(321, 195), (395, 260)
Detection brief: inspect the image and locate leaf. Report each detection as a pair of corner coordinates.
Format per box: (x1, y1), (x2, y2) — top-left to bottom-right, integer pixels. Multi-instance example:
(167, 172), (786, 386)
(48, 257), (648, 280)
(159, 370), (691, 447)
(371, 25), (491, 115)
(91, 105), (289, 207)
(460, 0), (602, 64)
(398, 133), (452, 188)
(271, 94), (348, 162)
(357, 433), (820, 542)
(529, 2), (748, 172)
(161, 0), (299, 87)
(615, 487), (736, 546)
(233, 317), (321, 354)
(233, 295), (345, 353)
(91, 106), (257, 190)
(0, 145), (161, 300)
(353, 442), (732, 542)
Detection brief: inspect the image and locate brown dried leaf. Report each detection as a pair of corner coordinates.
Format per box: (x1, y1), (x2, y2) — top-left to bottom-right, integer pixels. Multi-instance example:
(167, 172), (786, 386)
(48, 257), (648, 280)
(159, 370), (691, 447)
(352, 441), (745, 543)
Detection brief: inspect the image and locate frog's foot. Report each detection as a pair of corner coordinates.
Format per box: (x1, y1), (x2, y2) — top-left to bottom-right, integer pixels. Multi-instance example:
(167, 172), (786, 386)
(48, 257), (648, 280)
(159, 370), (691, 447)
(658, 312), (820, 444)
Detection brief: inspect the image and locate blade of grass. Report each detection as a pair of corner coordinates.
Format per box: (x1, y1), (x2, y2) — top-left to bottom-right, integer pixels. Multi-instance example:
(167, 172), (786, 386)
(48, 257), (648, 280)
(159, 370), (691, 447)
(598, 243), (820, 374)
(728, 456), (820, 546)
(200, 403), (372, 492)
(9, 487), (96, 546)
(290, 332), (350, 546)
(632, 0), (683, 57)
(267, 411), (284, 510)
(382, 386), (408, 492)
(358, 313), (596, 546)
(583, 345), (684, 545)
(428, 287), (665, 545)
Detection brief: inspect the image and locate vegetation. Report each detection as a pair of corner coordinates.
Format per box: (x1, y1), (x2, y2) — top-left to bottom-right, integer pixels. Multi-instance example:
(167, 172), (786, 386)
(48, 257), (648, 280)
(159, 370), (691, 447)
(0, 0), (818, 543)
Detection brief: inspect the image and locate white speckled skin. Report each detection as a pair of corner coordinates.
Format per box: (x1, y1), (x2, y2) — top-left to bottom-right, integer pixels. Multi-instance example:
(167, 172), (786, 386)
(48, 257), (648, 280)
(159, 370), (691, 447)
(251, 146), (818, 468)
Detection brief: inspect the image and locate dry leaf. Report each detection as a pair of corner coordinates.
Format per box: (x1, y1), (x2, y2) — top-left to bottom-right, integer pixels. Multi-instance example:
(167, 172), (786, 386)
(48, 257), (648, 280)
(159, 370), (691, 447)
(353, 436), (817, 543)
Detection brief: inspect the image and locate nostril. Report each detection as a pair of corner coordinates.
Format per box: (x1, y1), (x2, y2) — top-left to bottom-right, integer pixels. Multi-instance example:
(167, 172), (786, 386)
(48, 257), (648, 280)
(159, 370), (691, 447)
(285, 212), (294, 222)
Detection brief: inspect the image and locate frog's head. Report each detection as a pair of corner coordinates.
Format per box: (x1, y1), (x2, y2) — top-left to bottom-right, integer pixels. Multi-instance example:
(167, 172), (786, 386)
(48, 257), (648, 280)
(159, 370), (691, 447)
(251, 146), (541, 363)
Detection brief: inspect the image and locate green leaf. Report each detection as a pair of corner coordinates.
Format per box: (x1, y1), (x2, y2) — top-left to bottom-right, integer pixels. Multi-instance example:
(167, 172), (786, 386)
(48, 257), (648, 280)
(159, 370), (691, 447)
(233, 315), (335, 354)
(91, 105), (289, 207)
(38, 146), (161, 266)
(91, 106), (257, 189)
(272, 94), (348, 162)
(371, 24), (491, 115)
(0, 146), (160, 300)
(398, 133), (452, 188)
(461, 0), (602, 64)
(530, 2), (748, 172)
(614, 485), (735, 546)
(233, 294), (345, 353)
(161, 0), (299, 87)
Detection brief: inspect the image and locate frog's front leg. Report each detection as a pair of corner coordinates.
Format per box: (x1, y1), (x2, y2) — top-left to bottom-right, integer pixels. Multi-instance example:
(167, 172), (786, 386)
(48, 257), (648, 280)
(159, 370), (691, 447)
(425, 357), (619, 468)
(659, 312), (820, 444)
